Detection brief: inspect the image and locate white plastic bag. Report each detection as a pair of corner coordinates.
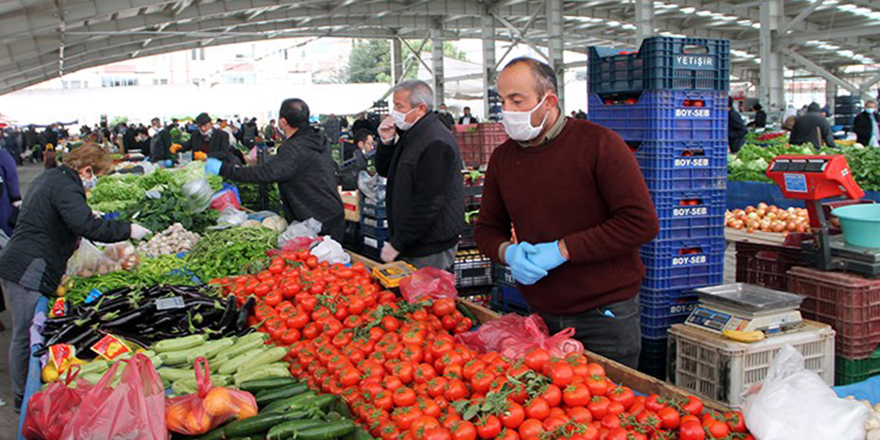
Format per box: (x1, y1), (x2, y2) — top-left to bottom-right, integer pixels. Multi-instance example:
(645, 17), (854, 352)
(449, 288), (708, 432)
(744, 345), (869, 440)
(181, 178), (213, 213)
(65, 240), (118, 278)
(217, 206), (248, 227)
(311, 237), (350, 265)
(278, 218), (323, 248)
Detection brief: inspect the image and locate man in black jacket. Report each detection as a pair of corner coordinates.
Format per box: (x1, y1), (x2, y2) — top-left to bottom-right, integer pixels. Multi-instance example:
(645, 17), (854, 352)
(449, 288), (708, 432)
(206, 99), (344, 241)
(184, 113), (243, 165)
(376, 80), (464, 270)
(728, 97), (748, 153)
(149, 118), (174, 165)
(853, 100), (879, 147)
(748, 103), (767, 129)
(436, 104), (455, 130)
(790, 102), (836, 149)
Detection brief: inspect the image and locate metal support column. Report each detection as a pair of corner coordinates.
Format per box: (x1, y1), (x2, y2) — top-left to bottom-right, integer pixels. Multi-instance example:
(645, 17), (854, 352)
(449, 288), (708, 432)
(391, 36), (404, 85)
(759, 0), (785, 113)
(634, 0), (655, 47)
(481, 9), (496, 120)
(825, 66), (838, 114)
(431, 21), (445, 108)
(546, 0), (565, 110)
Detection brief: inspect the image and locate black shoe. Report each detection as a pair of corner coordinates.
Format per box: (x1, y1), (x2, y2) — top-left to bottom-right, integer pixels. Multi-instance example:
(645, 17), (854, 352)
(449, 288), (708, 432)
(13, 395), (22, 414)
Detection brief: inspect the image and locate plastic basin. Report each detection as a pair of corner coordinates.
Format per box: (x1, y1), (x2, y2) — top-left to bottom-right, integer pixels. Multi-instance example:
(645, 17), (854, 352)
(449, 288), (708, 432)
(832, 204), (880, 248)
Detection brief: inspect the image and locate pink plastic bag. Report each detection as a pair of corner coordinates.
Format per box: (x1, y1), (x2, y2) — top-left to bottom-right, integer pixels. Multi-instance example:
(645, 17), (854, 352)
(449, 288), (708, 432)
(61, 353), (167, 440)
(400, 267), (457, 303)
(455, 314), (584, 360)
(165, 358), (258, 435)
(23, 365), (92, 440)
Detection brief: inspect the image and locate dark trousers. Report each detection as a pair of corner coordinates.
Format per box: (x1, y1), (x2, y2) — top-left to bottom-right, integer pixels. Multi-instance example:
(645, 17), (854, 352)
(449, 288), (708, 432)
(539, 295), (642, 369)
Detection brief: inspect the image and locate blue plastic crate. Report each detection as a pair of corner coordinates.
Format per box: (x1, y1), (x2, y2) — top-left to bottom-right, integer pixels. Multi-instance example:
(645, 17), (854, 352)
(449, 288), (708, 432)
(494, 263), (515, 286)
(634, 139), (728, 165)
(641, 165), (727, 191)
(362, 215), (389, 229)
(361, 222), (390, 241)
(588, 90), (728, 142)
(651, 187), (726, 220)
(589, 37), (730, 94)
(640, 288), (699, 338)
(361, 235), (384, 260)
(492, 285), (530, 313)
(361, 200), (387, 219)
(640, 237), (726, 283)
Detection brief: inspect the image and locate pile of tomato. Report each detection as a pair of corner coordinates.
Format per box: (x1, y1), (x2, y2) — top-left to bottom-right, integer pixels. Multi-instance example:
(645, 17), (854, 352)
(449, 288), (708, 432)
(213, 251), (753, 440)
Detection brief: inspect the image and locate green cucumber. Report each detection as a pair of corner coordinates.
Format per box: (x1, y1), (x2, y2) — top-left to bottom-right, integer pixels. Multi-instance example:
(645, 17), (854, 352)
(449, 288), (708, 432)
(192, 427), (226, 440)
(218, 346), (269, 375)
(263, 391), (316, 413)
(354, 428), (376, 440)
(456, 302), (478, 323)
(223, 410), (309, 437)
(307, 394), (338, 411)
(267, 419), (324, 440)
(335, 400), (353, 418)
(239, 377), (298, 393)
(255, 383), (309, 407)
(153, 334), (207, 353)
(296, 420), (356, 440)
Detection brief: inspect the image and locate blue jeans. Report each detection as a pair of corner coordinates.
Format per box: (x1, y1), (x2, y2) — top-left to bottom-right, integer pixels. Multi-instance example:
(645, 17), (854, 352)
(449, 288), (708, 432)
(539, 295), (642, 369)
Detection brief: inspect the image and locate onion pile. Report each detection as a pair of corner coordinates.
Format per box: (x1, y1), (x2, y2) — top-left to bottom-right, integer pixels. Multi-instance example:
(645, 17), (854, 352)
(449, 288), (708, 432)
(725, 203), (810, 234)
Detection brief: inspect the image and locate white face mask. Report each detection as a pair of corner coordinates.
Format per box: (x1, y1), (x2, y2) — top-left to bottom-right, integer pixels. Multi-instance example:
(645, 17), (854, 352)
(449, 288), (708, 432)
(391, 107), (418, 131)
(502, 95), (549, 142)
(201, 128), (212, 138)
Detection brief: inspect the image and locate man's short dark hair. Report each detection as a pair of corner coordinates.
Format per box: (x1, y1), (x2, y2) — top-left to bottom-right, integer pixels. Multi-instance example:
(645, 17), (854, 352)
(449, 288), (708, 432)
(503, 57), (558, 97)
(280, 98), (310, 129)
(463, 106), (471, 111)
(808, 102), (821, 113)
(151, 117), (161, 125)
(354, 129), (373, 145)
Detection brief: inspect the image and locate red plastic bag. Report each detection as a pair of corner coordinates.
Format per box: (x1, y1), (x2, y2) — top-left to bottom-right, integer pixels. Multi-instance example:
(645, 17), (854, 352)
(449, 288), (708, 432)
(400, 267), (457, 303)
(61, 353), (167, 440)
(23, 365), (92, 440)
(455, 314), (584, 360)
(210, 187), (241, 211)
(165, 358), (258, 435)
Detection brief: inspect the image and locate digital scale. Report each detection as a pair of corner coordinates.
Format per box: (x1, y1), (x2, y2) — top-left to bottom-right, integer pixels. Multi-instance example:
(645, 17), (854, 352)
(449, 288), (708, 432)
(766, 154), (880, 278)
(686, 283), (804, 334)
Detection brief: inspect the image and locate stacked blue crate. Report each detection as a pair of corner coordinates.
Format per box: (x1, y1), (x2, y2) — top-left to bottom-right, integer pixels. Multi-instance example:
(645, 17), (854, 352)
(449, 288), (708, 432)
(588, 37), (729, 355)
(360, 195), (388, 261)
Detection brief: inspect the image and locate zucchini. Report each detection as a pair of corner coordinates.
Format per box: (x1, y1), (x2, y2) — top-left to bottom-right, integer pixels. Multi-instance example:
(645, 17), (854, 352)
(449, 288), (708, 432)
(263, 391), (316, 413)
(153, 334), (207, 353)
(171, 379), (197, 396)
(76, 360), (110, 376)
(223, 410), (309, 437)
(214, 333), (267, 360)
(296, 420), (356, 440)
(159, 350), (192, 366)
(186, 338), (236, 364)
(266, 420), (324, 440)
(240, 377), (298, 393)
(218, 346), (269, 375)
(172, 375), (232, 395)
(233, 364), (290, 387)
(255, 383), (309, 407)
(158, 367), (196, 383)
(235, 346), (287, 375)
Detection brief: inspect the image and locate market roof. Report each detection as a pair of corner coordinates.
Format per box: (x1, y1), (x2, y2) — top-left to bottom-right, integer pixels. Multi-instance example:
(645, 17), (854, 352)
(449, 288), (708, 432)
(1, 0), (879, 95)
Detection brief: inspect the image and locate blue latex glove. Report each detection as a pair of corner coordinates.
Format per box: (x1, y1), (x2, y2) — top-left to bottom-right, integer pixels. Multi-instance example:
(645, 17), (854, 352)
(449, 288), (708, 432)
(525, 241), (567, 271)
(205, 158), (222, 175)
(505, 242), (548, 285)
(163, 159), (173, 168)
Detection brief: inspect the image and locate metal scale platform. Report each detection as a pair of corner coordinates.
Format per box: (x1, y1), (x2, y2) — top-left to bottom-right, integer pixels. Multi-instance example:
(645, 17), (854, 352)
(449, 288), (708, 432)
(686, 283), (804, 334)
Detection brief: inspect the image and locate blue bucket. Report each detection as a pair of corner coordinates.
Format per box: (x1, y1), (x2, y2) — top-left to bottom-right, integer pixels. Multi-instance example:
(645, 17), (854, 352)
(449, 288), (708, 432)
(832, 204), (880, 248)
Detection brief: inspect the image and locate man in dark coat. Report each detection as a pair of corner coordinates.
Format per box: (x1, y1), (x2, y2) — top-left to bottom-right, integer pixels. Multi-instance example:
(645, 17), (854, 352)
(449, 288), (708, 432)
(728, 97), (748, 153)
(790, 102), (836, 149)
(206, 100), (344, 241)
(748, 103), (767, 129)
(183, 113), (243, 165)
(853, 100), (879, 147)
(435, 104), (455, 130)
(149, 118), (174, 164)
(376, 80), (464, 270)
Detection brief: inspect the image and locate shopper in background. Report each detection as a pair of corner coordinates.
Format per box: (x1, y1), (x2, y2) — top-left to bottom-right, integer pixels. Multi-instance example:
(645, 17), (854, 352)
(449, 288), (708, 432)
(854, 100), (880, 147)
(790, 102), (836, 149)
(0, 143), (150, 413)
(122, 121), (137, 153)
(183, 113), (243, 164)
(149, 117), (175, 166)
(352, 112), (373, 135)
(0, 148), (21, 236)
(748, 103), (767, 129)
(263, 119), (279, 142)
(206, 99), (344, 241)
(340, 129), (376, 191)
(1, 129), (21, 166)
(243, 117), (258, 149)
(782, 104), (798, 131)
(43, 144), (57, 169)
(376, 80), (464, 270)
(436, 104), (455, 130)
(728, 97), (748, 153)
(458, 106), (479, 125)
(474, 57), (659, 368)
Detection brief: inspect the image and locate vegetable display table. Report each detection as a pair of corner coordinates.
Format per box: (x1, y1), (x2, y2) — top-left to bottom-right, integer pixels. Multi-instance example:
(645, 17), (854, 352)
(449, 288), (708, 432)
(727, 181), (880, 211)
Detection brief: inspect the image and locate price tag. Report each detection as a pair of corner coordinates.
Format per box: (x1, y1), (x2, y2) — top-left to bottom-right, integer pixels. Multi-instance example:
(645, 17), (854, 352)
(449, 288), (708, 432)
(156, 296), (185, 310)
(49, 344), (74, 371)
(91, 334), (131, 360)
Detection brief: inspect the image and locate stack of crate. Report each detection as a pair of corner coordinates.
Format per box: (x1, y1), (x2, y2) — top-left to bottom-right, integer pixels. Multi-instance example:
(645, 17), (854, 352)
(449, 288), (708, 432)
(588, 36), (730, 379)
(456, 171), (495, 302)
(453, 123), (509, 168)
(359, 183), (388, 262)
(834, 95), (859, 133)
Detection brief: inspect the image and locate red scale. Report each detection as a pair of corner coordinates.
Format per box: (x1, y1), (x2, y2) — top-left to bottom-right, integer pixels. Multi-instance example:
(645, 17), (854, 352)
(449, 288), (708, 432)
(766, 155), (879, 276)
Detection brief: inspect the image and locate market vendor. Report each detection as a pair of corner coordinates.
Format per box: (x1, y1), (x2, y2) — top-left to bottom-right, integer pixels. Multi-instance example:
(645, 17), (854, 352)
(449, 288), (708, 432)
(0, 143), (151, 413)
(474, 57), (659, 368)
(853, 99), (880, 147)
(183, 112), (244, 165)
(149, 117), (175, 165)
(376, 80), (464, 270)
(205, 98), (344, 242)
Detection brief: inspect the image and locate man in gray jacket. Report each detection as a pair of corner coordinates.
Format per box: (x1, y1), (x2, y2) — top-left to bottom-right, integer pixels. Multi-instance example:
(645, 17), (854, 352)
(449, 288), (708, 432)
(206, 99), (344, 241)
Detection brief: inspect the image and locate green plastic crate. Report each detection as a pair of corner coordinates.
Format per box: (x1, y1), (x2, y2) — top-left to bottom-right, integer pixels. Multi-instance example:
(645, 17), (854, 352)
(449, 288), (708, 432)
(836, 348), (880, 385)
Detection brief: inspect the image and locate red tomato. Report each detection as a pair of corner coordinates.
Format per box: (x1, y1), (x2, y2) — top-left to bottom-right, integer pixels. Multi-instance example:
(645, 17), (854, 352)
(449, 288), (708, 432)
(538, 385), (562, 408)
(682, 396), (704, 416)
(524, 349), (550, 372)
(658, 407), (680, 430)
(705, 420), (730, 439)
(608, 386), (635, 410)
(587, 396), (610, 420)
(450, 421), (477, 440)
(499, 402), (525, 429)
(475, 415), (501, 439)
(679, 420), (706, 440)
(524, 397), (550, 421)
(585, 376), (609, 397)
(517, 419), (544, 439)
(547, 362), (574, 388)
(563, 383), (592, 407)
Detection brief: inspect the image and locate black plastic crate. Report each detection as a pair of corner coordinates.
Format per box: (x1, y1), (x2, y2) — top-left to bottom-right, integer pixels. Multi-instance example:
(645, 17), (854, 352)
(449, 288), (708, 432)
(454, 249), (493, 288)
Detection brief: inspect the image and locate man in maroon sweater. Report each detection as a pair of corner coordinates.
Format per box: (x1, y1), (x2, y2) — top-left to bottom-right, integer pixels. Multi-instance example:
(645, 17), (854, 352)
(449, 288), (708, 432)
(474, 58), (659, 367)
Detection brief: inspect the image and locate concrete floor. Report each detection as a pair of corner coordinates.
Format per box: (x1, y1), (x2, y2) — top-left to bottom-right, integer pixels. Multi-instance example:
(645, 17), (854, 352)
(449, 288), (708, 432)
(1, 163), (47, 439)
(0, 163), (741, 439)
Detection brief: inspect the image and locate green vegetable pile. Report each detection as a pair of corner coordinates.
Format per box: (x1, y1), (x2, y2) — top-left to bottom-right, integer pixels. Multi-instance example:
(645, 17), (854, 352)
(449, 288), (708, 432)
(62, 254), (199, 304)
(729, 141), (880, 192)
(237, 182), (283, 213)
(88, 177), (146, 213)
(123, 188), (219, 234)
(185, 227), (280, 282)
